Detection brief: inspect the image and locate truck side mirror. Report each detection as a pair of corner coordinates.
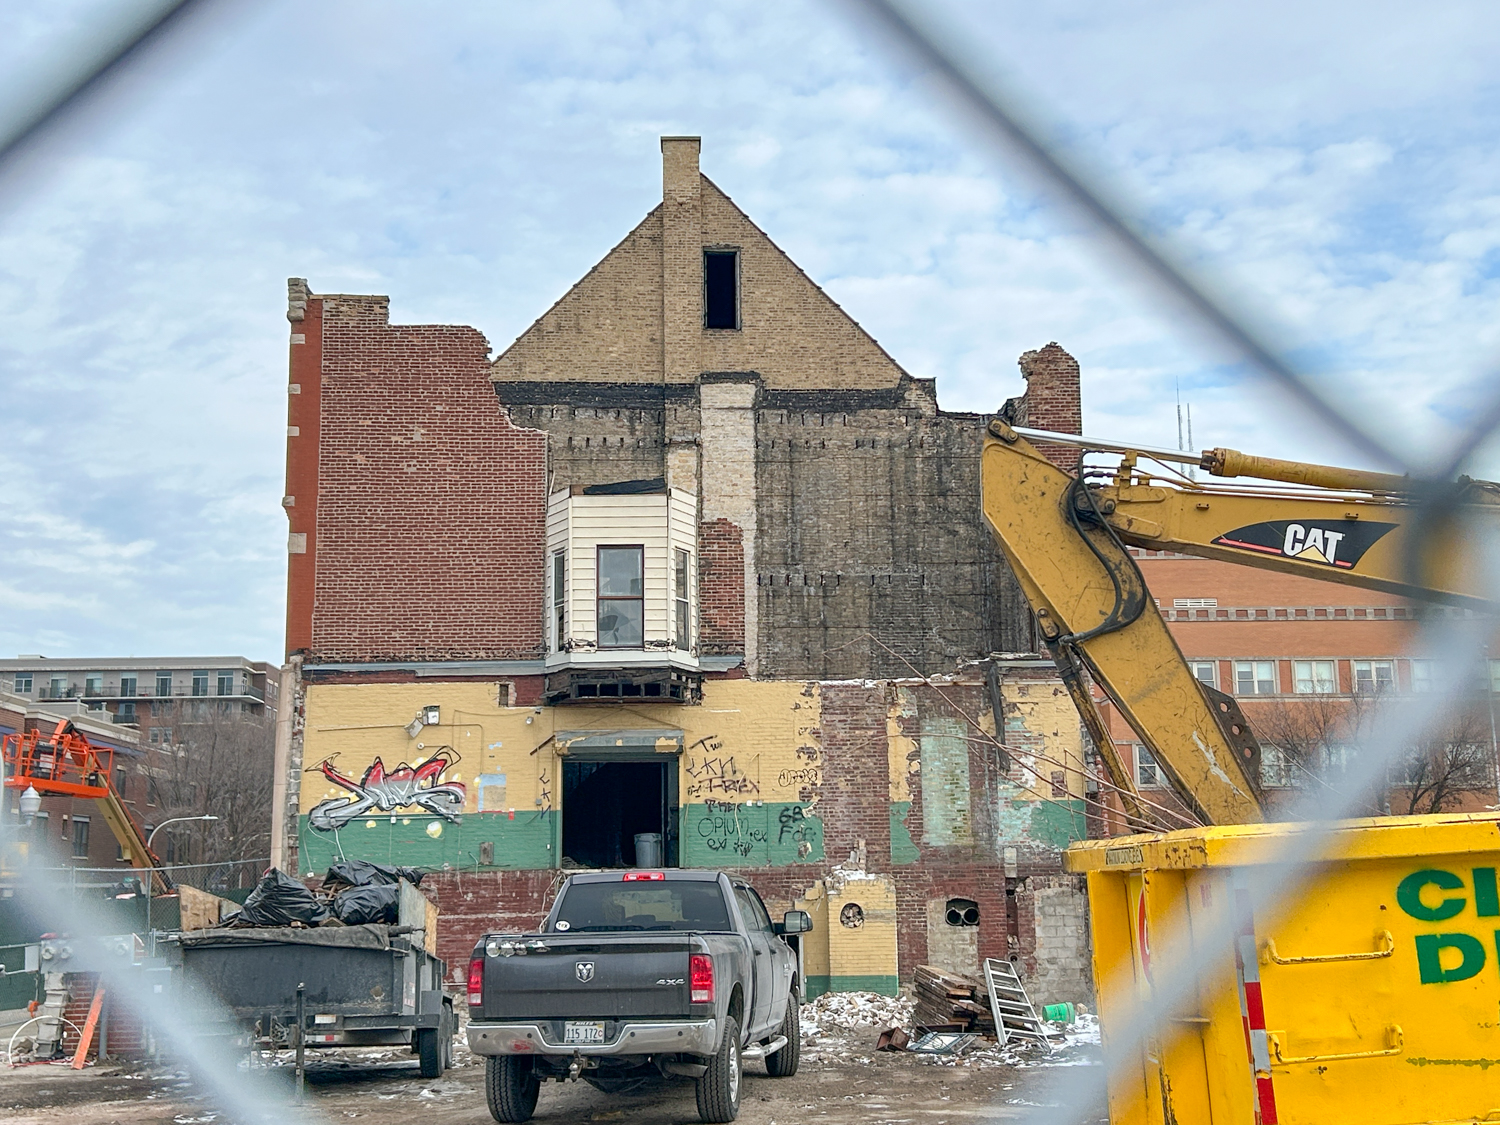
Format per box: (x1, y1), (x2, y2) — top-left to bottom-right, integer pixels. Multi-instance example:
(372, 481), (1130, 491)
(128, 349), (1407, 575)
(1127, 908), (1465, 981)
(778, 910), (812, 935)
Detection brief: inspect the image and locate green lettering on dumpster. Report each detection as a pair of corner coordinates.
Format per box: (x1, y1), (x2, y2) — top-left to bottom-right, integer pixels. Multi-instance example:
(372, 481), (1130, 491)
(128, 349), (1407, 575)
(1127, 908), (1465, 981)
(1398, 869), (1466, 922)
(1415, 933), (1486, 984)
(1474, 868), (1500, 918)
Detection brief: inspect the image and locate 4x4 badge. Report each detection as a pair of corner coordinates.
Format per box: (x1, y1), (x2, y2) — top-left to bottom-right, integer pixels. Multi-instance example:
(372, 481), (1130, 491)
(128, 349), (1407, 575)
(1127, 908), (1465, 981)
(575, 961), (595, 983)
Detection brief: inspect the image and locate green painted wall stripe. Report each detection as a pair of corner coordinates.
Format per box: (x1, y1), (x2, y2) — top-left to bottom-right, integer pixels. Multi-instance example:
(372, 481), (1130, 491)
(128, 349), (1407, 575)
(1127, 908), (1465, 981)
(297, 811), (557, 873)
(681, 802), (824, 867)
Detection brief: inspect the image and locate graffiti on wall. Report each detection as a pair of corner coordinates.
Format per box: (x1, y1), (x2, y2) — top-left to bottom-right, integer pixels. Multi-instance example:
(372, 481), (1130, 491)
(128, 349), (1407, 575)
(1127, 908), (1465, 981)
(308, 751), (467, 831)
(685, 737), (760, 797)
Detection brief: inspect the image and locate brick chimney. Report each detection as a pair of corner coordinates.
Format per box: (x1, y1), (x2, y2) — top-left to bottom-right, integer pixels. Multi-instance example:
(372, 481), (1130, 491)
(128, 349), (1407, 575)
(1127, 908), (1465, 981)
(1005, 342), (1082, 472)
(661, 136), (702, 384)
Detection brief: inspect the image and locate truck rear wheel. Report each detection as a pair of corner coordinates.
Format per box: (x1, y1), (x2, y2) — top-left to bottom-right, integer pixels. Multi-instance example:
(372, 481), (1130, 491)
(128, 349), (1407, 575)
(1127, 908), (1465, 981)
(764, 990), (800, 1077)
(486, 1055), (540, 1123)
(695, 1014), (742, 1123)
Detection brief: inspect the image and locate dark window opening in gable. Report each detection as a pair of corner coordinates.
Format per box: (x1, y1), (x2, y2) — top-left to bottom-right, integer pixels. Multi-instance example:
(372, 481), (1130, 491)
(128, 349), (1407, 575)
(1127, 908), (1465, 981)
(704, 250), (739, 329)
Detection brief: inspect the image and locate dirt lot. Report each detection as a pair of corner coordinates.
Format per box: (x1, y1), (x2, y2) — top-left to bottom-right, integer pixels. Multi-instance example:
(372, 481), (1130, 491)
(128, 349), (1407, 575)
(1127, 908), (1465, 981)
(1, 995), (1107, 1125)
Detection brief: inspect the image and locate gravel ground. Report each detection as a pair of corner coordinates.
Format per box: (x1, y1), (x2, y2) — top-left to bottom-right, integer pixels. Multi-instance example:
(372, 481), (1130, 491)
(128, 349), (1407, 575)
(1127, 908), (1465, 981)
(1, 994), (1107, 1125)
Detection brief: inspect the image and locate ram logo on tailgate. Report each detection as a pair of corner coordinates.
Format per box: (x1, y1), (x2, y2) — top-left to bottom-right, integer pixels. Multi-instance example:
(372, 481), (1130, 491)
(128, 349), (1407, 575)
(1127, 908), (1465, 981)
(575, 961), (595, 983)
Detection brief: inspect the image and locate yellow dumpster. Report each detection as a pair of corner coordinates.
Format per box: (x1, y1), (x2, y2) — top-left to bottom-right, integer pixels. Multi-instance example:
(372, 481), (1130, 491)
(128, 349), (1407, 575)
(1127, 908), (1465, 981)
(1066, 812), (1500, 1125)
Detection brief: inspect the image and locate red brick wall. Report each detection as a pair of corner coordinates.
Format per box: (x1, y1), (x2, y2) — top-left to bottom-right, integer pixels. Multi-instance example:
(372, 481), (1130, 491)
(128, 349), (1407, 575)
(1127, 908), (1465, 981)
(698, 518), (745, 655)
(1017, 343), (1083, 472)
(307, 294), (548, 662)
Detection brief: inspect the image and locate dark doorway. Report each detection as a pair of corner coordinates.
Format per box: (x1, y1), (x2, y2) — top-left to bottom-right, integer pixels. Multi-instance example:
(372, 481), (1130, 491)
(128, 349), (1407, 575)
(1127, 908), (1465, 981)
(561, 759), (676, 868)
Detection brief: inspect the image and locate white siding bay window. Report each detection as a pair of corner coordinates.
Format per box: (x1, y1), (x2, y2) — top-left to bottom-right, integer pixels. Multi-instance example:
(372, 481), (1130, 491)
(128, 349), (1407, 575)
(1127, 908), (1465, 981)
(545, 481), (699, 703)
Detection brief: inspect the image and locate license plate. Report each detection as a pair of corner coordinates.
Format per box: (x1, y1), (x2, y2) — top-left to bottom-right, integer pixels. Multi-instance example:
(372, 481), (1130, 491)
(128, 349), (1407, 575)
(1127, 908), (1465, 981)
(564, 1021), (606, 1044)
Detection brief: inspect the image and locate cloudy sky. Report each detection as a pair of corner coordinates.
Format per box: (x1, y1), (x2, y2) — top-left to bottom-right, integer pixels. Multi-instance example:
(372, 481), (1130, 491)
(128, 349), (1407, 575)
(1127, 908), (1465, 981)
(1, 0), (1497, 663)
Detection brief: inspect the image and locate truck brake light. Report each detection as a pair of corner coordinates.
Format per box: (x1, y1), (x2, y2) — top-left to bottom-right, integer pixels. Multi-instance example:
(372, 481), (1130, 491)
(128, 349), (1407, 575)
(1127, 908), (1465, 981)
(622, 872), (666, 881)
(468, 955), (484, 1006)
(690, 954), (714, 1003)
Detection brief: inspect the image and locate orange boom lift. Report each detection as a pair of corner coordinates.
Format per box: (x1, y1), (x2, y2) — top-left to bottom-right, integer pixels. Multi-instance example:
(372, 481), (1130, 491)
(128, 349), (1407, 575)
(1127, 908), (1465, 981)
(2, 719), (170, 894)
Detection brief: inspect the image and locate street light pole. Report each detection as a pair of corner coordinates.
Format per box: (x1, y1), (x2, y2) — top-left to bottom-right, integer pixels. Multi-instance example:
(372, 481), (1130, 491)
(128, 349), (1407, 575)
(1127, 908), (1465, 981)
(144, 814), (217, 951)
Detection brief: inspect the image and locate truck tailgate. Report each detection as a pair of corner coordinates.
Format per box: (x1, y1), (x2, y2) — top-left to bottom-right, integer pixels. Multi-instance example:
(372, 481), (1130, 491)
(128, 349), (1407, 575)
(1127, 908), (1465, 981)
(480, 935), (697, 1021)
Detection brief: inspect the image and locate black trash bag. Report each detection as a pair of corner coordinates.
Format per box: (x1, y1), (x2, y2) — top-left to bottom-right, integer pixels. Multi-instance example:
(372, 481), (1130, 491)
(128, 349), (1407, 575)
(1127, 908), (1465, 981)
(332, 883), (401, 925)
(323, 858), (423, 890)
(237, 868), (331, 927)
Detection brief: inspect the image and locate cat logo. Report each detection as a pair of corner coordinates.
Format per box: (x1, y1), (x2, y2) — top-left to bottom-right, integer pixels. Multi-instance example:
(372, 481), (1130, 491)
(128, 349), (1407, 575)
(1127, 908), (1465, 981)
(1212, 519), (1396, 570)
(575, 961), (595, 983)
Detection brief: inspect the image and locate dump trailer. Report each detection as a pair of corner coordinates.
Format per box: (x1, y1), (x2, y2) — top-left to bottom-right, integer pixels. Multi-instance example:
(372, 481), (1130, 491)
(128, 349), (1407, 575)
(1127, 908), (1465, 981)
(160, 885), (455, 1078)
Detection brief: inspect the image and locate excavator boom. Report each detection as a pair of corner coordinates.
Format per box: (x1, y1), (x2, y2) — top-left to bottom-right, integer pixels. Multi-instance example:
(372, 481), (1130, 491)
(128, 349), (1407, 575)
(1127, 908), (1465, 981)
(980, 420), (1500, 825)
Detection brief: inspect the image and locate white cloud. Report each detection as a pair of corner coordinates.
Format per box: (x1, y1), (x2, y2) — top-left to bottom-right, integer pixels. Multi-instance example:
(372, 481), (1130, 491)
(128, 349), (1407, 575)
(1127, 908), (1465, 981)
(1, 0), (1498, 658)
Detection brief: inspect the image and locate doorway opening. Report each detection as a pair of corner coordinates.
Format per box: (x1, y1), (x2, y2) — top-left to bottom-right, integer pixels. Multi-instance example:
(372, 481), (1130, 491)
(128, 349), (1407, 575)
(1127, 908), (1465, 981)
(561, 758), (677, 868)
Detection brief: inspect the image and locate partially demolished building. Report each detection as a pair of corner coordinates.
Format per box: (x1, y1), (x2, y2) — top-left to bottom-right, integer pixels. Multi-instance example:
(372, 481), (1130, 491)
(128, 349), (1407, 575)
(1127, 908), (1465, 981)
(275, 137), (1092, 1006)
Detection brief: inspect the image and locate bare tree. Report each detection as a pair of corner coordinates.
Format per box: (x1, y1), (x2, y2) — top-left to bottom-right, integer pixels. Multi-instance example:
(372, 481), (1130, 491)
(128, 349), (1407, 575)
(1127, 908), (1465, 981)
(146, 700), (275, 874)
(1390, 710), (1495, 815)
(1249, 691), (1497, 816)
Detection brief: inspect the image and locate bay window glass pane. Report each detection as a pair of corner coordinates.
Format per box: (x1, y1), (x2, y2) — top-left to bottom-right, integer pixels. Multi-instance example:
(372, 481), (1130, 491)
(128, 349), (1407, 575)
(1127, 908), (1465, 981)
(598, 547), (643, 596)
(597, 599), (644, 647)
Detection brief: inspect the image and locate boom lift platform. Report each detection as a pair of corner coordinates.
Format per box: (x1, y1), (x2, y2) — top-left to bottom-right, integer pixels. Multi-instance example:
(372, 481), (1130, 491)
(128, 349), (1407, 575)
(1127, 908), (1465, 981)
(3, 718), (170, 894)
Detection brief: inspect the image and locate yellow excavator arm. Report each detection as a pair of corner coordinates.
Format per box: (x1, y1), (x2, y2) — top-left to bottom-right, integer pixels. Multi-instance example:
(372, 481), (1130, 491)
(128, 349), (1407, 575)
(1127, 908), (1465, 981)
(980, 420), (1500, 827)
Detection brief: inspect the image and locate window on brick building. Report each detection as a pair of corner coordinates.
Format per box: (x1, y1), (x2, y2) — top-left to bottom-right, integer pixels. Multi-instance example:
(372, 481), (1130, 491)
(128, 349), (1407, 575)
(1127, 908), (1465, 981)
(1353, 660), (1394, 694)
(1410, 659), (1434, 692)
(71, 816), (90, 858)
(13, 672), (31, 693)
(156, 672), (172, 697)
(1234, 661), (1277, 695)
(704, 250), (739, 329)
(114, 767), (127, 798)
(1260, 745), (1298, 788)
(597, 546), (645, 648)
(1136, 746), (1162, 788)
(1189, 661), (1216, 689)
(120, 674), (136, 697)
(552, 550), (566, 652)
(192, 670), (209, 697)
(1292, 660), (1337, 694)
(674, 549), (691, 650)
(217, 670), (235, 696)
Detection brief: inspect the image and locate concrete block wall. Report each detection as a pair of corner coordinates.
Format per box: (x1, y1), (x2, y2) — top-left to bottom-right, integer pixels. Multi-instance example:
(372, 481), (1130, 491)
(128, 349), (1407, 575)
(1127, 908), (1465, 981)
(1014, 874), (1093, 1008)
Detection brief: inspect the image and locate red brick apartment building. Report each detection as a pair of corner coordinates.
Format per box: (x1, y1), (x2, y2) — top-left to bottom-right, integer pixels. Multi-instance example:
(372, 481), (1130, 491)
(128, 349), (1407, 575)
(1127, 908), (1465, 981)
(1098, 553), (1500, 826)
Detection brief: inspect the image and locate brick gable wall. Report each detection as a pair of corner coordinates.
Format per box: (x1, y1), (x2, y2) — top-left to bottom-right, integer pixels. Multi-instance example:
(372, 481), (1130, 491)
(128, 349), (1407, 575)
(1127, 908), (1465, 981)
(309, 294), (548, 662)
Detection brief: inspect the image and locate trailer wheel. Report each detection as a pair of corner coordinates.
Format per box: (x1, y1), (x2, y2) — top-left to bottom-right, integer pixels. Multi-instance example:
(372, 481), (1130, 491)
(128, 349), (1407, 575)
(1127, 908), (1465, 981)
(417, 1027), (443, 1079)
(695, 1014), (741, 1123)
(441, 1004), (455, 1071)
(764, 990), (800, 1077)
(486, 1055), (540, 1123)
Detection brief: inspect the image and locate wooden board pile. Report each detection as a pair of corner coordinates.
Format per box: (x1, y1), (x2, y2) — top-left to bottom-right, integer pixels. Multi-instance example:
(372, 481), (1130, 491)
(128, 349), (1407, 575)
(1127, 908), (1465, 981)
(912, 964), (997, 1037)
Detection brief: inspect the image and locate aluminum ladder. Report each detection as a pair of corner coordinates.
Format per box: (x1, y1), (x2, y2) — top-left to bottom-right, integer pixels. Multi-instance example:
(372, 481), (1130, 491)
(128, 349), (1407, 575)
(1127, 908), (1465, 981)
(983, 957), (1054, 1051)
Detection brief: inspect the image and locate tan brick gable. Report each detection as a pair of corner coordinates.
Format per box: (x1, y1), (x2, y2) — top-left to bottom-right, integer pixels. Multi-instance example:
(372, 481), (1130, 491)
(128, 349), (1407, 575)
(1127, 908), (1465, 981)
(491, 140), (905, 392)
(490, 210), (665, 384)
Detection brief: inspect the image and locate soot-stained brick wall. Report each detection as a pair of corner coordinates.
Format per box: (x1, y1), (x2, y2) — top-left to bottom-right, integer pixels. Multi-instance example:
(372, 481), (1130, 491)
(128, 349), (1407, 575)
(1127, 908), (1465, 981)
(308, 293), (548, 662)
(755, 377), (1035, 679)
(495, 374), (1038, 679)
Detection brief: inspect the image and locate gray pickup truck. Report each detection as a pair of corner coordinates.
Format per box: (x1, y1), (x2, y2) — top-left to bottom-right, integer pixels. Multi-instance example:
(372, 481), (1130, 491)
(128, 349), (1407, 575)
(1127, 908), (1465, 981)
(466, 869), (811, 1123)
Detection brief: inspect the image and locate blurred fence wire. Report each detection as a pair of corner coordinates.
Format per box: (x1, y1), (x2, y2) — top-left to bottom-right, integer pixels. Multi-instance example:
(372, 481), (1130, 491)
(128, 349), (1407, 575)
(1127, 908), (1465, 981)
(3, 2), (1498, 1123)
